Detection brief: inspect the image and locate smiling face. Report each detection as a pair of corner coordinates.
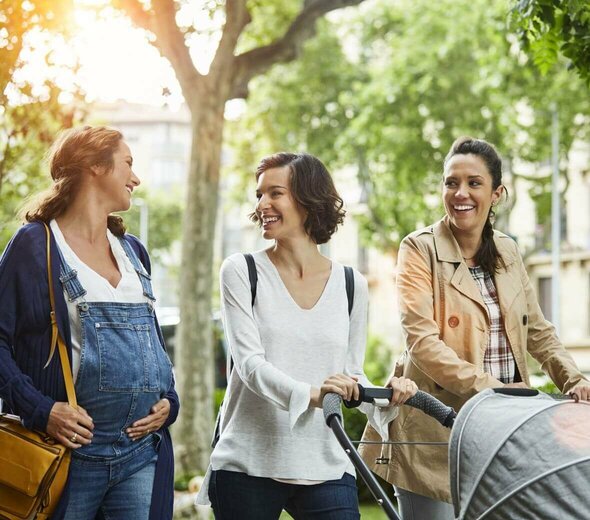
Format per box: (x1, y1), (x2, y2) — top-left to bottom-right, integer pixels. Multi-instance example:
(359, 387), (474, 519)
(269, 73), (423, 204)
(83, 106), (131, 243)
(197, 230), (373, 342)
(443, 153), (503, 237)
(255, 165), (307, 241)
(95, 140), (140, 212)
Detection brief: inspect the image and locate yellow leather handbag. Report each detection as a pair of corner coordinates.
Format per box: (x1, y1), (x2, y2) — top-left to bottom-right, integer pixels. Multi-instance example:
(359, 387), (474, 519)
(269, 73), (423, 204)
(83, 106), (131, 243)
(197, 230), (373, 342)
(0, 223), (76, 520)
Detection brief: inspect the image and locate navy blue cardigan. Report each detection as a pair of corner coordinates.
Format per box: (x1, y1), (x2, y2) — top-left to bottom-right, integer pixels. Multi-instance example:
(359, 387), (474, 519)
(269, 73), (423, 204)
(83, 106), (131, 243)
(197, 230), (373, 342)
(0, 222), (179, 519)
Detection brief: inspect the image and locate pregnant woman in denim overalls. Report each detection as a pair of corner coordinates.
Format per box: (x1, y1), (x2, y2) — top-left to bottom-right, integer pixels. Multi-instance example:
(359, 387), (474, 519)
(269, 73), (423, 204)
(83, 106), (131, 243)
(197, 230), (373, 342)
(57, 235), (173, 518)
(0, 126), (179, 519)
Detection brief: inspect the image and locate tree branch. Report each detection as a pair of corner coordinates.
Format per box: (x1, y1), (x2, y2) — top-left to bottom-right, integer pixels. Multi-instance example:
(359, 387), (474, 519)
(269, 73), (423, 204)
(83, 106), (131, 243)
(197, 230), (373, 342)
(152, 0), (204, 94)
(209, 0), (251, 87)
(116, 0), (202, 103)
(230, 0), (366, 99)
(113, 0), (154, 31)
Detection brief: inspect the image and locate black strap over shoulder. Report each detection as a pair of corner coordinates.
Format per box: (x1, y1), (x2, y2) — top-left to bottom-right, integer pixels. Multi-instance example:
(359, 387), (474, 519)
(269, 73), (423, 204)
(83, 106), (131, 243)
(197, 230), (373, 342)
(344, 265), (354, 315)
(244, 253), (257, 307)
(244, 254), (354, 315)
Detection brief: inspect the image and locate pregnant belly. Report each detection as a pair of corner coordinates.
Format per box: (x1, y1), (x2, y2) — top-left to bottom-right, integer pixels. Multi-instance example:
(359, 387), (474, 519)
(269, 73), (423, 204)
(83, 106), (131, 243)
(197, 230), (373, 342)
(79, 391), (161, 441)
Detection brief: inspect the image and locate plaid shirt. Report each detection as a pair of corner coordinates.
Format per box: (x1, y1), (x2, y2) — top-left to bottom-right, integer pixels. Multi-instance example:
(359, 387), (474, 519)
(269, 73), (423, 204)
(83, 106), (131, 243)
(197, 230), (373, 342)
(469, 266), (516, 384)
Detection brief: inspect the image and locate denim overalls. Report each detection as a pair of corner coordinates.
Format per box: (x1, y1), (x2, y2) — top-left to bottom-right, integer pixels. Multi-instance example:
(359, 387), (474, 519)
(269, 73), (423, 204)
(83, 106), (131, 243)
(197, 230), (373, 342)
(58, 237), (173, 518)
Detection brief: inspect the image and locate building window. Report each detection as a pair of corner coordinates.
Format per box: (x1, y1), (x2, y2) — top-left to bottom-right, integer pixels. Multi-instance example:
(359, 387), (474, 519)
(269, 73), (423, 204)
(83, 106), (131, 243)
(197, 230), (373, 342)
(538, 277), (552, 321)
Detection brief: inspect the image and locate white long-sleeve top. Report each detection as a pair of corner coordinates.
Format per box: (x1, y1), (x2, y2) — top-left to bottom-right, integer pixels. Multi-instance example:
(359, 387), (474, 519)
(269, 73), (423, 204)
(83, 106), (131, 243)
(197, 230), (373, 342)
(196, 251), (396, 504)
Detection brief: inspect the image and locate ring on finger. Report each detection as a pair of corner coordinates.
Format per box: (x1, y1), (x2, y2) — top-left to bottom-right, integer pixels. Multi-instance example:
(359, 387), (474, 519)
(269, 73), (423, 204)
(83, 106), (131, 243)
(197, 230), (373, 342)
(70, 433), (78, 443)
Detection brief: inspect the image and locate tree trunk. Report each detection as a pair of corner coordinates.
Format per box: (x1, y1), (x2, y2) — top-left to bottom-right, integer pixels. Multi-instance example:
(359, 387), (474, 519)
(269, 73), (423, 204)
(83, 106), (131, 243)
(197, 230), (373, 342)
(175, 91), (226, 473)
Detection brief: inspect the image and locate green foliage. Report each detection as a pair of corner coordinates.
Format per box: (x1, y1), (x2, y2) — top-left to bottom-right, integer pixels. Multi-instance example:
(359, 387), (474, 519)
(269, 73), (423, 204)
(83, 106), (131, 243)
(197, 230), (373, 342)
(0, 0), (73, 96)
(0, 96), (85, 251)
(535, 378), (559, 394)
(214, 387), (226, 415)
(230, 0), (590, 252)
(225, 19), (360, 204)
(240, 0), (303, 51)
(120, 189), (184, 263)
(512, 0), (590, 82)
(363, 335), (394, 387)
(174, 471), (197, 491)
(338, 0), (526, 248)
(0, 0), (84, 252)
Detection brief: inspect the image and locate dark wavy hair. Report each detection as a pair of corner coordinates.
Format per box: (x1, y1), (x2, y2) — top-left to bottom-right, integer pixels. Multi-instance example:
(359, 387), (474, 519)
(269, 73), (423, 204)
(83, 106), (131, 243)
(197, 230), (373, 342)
(444, 136), (506, 274)
(19, 125), (127, 236)
(249, 153), (346, 244)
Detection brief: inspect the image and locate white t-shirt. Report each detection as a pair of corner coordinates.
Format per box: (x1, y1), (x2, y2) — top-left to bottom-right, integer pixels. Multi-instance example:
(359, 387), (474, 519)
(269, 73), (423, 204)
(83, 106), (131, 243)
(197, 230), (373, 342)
(50, 220), (145, 382)
(196, 250), (397, 504)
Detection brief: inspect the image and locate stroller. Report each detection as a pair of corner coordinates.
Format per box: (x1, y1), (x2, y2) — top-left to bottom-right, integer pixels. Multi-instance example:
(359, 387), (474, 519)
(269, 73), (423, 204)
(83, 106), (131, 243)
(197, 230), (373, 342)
(449, 388), (590, 520)
(324, 386), (590, 519)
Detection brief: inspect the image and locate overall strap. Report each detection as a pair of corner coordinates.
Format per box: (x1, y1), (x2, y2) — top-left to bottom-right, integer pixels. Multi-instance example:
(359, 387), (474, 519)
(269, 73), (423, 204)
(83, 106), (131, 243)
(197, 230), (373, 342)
(42, 223), (77, 408)
(118, 236), (156, 303)
(51, 228), (87, 302)
(344, 265), (355, 316)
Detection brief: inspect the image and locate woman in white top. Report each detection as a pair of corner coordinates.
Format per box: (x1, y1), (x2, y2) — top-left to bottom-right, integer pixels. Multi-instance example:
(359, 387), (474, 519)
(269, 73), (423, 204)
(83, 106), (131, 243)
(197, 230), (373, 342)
(203, 152), (417, 519)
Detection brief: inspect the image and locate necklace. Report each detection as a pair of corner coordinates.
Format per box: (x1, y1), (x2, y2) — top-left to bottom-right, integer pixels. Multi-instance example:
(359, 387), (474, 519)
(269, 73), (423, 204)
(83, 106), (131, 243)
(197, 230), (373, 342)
(462, 255), (475, 261)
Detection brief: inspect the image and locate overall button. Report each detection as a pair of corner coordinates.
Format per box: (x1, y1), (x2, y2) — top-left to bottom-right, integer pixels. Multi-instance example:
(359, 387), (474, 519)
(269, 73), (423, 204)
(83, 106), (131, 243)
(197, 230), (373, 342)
(79, 302), (89, 312)
(448, 316), (460, 328)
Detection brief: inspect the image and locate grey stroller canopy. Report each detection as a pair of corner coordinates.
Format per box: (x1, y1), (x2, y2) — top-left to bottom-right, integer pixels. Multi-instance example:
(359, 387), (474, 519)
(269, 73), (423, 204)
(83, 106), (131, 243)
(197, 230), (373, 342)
(450, 388), (590, 520)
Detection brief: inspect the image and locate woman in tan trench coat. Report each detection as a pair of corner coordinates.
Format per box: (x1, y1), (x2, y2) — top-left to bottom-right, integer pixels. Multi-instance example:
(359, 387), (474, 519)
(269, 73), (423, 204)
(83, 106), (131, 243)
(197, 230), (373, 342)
(360, 136), (590, 520)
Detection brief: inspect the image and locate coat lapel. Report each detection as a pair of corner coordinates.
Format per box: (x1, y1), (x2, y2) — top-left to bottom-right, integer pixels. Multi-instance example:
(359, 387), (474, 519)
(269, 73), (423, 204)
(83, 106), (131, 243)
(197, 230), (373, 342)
(433, 216), (524, 318)
(433, 218), (486, 309)
(449, 263), (486, 307)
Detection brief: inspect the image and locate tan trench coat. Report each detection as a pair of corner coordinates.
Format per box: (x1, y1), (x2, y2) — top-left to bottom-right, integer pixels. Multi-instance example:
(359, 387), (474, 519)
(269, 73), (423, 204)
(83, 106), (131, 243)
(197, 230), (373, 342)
(359, 217), (588, 502)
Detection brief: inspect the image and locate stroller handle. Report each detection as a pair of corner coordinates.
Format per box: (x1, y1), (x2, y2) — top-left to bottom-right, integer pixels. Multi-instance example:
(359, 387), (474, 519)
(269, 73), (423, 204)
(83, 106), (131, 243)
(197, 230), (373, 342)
(323, 392), (400, 519)
(406, 390), (456, 428)
(341, 384), (456, 428)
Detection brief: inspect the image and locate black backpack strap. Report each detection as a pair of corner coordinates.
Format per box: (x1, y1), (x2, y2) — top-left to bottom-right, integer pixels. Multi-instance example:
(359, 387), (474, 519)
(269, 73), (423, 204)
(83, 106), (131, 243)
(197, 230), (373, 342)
(344, 265), (354, 316)
(244, 253), (258, 307)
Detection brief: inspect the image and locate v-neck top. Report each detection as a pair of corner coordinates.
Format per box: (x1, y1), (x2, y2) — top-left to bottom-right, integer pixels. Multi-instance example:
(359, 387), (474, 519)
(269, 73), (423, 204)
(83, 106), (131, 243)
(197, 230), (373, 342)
(262, 251), (334, 311)
(50, 219), (145, 381)
(202, 250), (397, 492)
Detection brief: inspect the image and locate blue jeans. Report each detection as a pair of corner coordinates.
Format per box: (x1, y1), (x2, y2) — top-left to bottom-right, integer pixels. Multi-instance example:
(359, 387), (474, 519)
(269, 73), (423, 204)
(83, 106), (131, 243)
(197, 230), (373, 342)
(63, 444), (157, 520)
(209, 470), (360, 519)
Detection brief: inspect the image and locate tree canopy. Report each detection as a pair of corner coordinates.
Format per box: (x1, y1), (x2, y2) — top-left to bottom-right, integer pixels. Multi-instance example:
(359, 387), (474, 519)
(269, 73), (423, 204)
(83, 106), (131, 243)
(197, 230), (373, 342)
(0, 0), (83, 248)
(512, 0), (590, 81)
(228, 0), (590, 252)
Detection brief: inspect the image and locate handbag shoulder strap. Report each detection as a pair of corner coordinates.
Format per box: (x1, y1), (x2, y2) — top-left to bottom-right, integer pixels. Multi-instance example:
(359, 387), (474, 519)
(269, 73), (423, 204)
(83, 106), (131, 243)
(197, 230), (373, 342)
(42, 222), (77, 408)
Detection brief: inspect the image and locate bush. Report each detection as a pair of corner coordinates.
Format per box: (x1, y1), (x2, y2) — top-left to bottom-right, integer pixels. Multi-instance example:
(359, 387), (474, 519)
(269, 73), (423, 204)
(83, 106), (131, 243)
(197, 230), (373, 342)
(534, 378), (559, 394)
(174, 471), (197, 491)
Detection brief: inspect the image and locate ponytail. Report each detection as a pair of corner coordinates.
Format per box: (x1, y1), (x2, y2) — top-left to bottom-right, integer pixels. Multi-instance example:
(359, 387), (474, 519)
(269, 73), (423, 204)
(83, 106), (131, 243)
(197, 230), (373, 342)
(107, 215), (126, 237)
(475, 210), (505, 275)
